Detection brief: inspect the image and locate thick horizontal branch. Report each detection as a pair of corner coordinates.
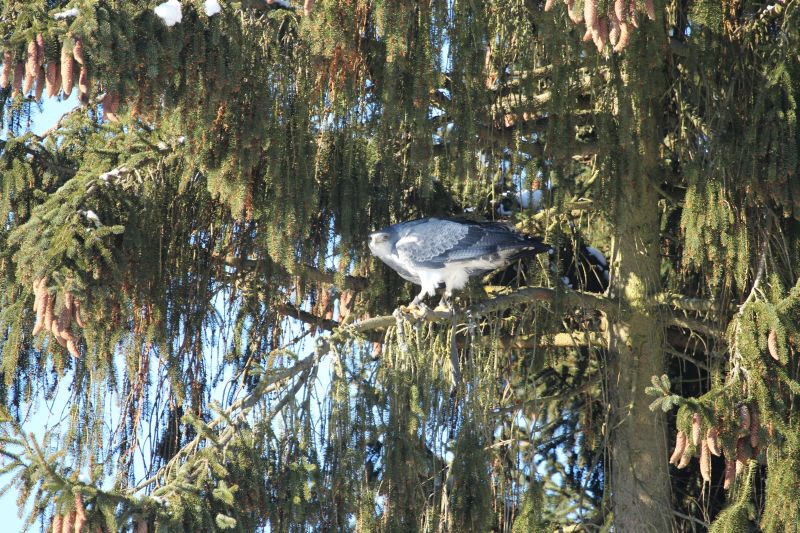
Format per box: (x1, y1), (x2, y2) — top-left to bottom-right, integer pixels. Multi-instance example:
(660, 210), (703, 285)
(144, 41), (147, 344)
(654, 293), (724, 313)
(334, 286), (614, 342)
(277, 302), (341, 333)
(501, 331), (605, 350)
(666, 315), (725, 340)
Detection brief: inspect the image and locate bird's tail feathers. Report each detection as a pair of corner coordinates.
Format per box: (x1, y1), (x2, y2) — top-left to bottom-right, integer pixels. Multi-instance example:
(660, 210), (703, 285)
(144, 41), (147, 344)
(512, 240), (553, 259)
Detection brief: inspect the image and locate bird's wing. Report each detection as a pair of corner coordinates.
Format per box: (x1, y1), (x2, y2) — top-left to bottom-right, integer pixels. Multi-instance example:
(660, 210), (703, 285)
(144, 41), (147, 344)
(395, 219), (546, 269)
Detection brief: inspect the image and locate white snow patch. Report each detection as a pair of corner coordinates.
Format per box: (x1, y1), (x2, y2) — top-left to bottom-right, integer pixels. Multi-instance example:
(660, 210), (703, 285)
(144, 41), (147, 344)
(204, 0), (221, 16)
(584, 246), (607, 267)
(82, 210), (102, 227)
(154, 0), (182, 26)
(53, 8), (80, 19)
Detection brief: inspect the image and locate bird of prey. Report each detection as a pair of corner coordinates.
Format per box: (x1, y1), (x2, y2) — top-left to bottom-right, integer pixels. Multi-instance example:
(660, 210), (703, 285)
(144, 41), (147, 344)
(369, 217), (551, 309)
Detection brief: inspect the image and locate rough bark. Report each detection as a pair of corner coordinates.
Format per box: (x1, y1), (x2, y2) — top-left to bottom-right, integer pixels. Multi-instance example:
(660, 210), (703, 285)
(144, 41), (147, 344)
(607, 174), (673, 531)
(607, 24), (673, 530)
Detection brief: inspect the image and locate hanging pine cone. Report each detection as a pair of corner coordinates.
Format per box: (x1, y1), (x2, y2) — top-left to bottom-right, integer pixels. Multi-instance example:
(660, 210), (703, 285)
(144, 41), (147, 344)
(699, 440), (711, 482)
(723, 458), (735, 489)
(25, 40), (38, 78)
(36, 34), (45, 69)
(102, 91), (120, 122)
(691, 413), (702, 447)
(74, 494), (87, 532)
(768, 329), (780, 361)
(72, 37), (85, 65)
(669, 430), (687, 465)
(35, 66), (45, 101)
(78, 66), (90, 104)
(61, 40), (74, 97)
(45, 62), (59, 97)
(51, 514), (62, 533)
(60, 511), (75, 533)
(706, 427), (721, 456)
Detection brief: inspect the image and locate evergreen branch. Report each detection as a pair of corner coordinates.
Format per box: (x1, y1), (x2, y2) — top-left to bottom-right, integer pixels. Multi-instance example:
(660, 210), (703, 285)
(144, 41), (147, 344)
(212, 253), (369, 291)
(654, 294), (723, 313)
(277, 302), (342, 333)
(665, 347), (711, 372)
(490, 377), (602, 417)
(666, 316), (725, 340)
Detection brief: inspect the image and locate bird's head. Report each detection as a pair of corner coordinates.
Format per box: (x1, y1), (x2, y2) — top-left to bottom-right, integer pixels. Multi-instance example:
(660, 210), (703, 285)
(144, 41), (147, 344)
(368, 230), (394, 258)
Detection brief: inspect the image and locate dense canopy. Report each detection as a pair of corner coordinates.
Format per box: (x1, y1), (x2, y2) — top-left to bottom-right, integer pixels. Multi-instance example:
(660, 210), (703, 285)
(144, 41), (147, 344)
(0, 0), (798, 532)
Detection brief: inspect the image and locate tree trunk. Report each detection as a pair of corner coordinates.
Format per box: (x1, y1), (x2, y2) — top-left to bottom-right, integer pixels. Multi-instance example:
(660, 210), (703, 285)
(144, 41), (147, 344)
(607, 173), (673, 532)
(607, 27), (673, 530)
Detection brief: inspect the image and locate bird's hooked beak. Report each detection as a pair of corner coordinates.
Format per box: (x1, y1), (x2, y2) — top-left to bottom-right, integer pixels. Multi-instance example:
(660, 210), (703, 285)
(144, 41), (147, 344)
(368, 231), (391, 252)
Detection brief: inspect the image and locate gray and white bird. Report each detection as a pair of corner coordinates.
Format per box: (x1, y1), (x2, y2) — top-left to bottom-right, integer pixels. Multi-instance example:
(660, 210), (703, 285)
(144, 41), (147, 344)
(369, 217), (551, 309)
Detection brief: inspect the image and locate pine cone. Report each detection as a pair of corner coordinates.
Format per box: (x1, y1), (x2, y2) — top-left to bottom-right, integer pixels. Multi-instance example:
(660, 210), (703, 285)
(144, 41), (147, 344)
(614, 0), (627, 22)
(706, 427), (721, 456)
(609, 14), (620, 45)
(691, 413), (701, 447)
(51, 319), (67, 348)
(699, 440), (711, 482)
(72, 38), (84, 65)
(644, 0), (655, 20)
(738, 404), (750, 433)
(61, 41), (74, 97)
(23, 71), (35, 95)
(26, 40), (38, 78)
(669, 431), (687, 465)
(36, 34), (45, 70)
(677, 449), (691, 469)
(74, 300), (86, 328)
(567, 0), (584, 23)
(74, 493), (87, 532)
(584, 0), (598, 30)
(768, 329), (779, 361)
(61, 511), (75, 533)
(0, 51), (11, 88)
(78, 66), (90, 101)
(613, 21), (631, 52)
(629, 0), (639, 28)
(593, 17), (608, 52)
(102, 91), (120, 122)
(46, 62), (59, 97)
(43, 289), (56, 333)
(723, 459), (735, 489)
(339, 291), (353, 321)
(35, 66), (45, 101)
(51, 514), (63, 533)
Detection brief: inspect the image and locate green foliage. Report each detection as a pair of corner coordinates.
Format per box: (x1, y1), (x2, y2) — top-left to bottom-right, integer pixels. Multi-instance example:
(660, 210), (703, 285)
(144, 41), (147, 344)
(0, 0), (798, 532)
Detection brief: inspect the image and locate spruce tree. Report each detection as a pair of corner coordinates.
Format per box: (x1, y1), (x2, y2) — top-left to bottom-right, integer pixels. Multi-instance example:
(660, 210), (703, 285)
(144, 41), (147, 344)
(0, 0), (798, 532)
